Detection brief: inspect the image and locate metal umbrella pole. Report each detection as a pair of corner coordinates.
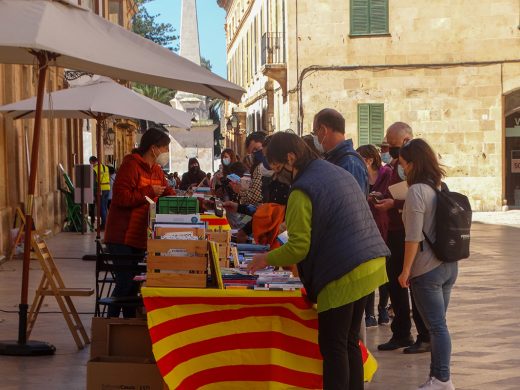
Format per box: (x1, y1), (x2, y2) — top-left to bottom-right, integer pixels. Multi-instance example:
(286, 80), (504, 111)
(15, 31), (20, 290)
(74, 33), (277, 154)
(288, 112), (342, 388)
(0, 51), (56, 356)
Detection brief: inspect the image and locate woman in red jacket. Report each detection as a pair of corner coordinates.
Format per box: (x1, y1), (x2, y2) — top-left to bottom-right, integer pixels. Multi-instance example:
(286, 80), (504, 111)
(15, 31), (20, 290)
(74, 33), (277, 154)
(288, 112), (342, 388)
(104, 127), (175, 318)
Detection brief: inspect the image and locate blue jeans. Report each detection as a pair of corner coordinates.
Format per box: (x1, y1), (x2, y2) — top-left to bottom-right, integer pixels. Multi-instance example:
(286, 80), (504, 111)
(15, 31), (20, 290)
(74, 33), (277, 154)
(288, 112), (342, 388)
(106, 243), (145, 318)
(411, 262), (458, 382)
(100, 190), (110, 226)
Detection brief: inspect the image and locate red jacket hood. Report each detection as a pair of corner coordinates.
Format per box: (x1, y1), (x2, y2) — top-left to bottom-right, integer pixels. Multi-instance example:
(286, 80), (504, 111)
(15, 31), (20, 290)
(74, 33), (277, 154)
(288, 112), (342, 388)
(123, 153), (154, 172)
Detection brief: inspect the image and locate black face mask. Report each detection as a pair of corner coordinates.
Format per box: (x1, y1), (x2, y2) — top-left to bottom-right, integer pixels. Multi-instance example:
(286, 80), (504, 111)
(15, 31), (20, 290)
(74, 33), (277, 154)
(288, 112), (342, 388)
(189, 165), (199, 173)
(253, 149), (264, 163)
(389, 147), (400, 159)
(282, 167), (295, 184)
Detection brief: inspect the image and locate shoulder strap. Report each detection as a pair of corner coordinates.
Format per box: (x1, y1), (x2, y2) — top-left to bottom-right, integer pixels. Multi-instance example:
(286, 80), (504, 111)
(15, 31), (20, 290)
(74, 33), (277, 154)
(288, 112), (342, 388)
(421, 180), (446, 250)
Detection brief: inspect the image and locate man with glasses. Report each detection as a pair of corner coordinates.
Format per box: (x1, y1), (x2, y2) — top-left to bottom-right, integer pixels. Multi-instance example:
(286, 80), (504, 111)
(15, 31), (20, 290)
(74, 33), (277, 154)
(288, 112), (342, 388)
(374, 122), (431, 355)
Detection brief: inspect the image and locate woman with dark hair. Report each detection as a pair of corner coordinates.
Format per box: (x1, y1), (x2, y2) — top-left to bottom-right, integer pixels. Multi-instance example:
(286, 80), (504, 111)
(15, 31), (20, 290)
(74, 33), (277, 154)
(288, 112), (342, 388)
(248, 132), (390, 390)
(301, 133), (323, 158)
(213, 148), (238, 196)
(397, 139), (456, 390)
(357, 144), (393, 326)
(104, 127), (175, 318)
(221, 148), (237, 174)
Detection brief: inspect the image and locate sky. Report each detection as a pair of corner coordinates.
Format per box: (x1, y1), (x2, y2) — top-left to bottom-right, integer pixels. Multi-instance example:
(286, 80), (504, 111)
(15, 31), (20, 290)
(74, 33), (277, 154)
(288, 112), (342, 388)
(144, 0), (227, 78)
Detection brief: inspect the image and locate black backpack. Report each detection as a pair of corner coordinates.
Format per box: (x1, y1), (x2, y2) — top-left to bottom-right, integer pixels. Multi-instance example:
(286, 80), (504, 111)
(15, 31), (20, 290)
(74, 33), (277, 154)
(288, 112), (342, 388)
(423, 182), (472, 262)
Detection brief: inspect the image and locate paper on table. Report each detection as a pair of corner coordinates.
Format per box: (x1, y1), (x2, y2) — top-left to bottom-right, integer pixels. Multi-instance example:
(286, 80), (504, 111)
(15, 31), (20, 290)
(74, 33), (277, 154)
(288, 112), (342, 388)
(388, 181), (409, 200)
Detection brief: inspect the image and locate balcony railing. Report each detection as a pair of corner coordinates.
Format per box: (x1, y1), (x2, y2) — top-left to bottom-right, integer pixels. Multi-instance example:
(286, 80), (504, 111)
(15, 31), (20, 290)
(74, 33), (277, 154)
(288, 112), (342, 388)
(261, 32), (286, 66)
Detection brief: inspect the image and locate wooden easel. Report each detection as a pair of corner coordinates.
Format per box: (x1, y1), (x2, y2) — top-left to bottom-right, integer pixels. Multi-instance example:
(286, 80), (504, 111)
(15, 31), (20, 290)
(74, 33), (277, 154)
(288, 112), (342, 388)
(27, 233), (94, 349)
(7, 207), (27, 261)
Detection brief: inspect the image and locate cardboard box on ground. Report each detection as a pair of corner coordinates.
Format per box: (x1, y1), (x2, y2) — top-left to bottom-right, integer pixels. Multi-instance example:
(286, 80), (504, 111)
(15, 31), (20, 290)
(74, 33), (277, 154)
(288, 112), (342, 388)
(87, 318), (168, 390)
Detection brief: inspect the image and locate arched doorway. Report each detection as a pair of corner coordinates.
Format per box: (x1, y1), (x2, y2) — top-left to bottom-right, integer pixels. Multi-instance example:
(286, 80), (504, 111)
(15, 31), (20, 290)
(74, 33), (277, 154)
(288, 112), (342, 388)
(504, 89), (520, 208)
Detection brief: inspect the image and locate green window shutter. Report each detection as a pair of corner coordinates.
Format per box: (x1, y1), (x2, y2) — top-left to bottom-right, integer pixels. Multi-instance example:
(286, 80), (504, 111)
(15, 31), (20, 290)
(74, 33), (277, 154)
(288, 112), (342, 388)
(351, 0), (369, 35)
(358, 104), (370, 146)
(369, 104), (385, 145)
(369, 0), (389, 34)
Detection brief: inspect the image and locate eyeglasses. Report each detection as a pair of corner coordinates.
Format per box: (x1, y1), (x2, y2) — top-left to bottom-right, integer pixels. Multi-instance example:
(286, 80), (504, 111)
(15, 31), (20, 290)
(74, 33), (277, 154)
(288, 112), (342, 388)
(310, 125), (323, 136)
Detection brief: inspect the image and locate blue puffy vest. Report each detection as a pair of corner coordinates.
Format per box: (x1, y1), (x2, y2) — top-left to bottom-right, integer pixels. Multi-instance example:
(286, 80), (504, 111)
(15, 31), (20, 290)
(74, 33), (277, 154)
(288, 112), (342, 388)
(291, 159), (390, 302)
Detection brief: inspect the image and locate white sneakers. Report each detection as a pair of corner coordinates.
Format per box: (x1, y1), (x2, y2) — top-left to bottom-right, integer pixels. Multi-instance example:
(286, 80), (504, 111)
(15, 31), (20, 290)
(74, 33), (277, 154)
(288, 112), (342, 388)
(417, 377), (455, 390)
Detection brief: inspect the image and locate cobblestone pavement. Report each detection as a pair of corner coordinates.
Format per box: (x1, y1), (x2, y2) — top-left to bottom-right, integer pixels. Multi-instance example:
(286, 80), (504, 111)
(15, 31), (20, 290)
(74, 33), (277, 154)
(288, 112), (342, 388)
(0, 220), (519, 389)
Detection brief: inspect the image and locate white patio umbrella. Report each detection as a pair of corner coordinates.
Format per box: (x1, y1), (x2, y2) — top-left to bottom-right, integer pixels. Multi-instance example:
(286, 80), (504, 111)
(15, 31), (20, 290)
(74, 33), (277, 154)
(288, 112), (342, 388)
(0, 0), (244, 356)
(0, 79), (192, 125)
(0, 79), (193, 237)
(0, 1), (244, 102)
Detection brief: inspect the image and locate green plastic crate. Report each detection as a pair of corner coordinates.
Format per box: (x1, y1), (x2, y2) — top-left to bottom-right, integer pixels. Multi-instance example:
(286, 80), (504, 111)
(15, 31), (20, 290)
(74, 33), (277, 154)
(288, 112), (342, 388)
(157, 196), (199, 215)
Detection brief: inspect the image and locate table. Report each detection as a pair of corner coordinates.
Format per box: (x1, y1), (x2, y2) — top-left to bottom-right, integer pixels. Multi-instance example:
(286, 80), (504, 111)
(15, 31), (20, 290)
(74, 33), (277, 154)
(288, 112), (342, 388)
(142, 287), (376, 390)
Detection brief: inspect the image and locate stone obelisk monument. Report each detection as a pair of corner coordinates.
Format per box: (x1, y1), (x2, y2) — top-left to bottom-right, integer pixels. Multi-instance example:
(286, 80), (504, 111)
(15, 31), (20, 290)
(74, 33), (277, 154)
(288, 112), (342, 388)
(169, 0), (217, 175)
(179, 0), (201, 66)
(171, 0), (211, 123)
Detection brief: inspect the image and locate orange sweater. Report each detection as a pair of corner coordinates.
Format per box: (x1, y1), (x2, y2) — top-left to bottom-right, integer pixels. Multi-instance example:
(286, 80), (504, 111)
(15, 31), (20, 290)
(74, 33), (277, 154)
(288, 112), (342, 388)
(104, 153), (175, 249)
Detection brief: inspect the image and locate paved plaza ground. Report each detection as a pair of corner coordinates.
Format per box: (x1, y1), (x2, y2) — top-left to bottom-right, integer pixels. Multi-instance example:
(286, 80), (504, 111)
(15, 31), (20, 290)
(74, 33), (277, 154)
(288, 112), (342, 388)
(0, 214), (519, 389)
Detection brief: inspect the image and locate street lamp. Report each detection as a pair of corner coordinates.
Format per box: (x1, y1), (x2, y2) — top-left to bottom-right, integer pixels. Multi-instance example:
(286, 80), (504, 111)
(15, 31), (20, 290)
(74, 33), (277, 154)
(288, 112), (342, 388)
(228, 113), (241, 154)
(230, 114), (239, 130)
(226, 118), (233, 133)
(103, 127), (116, 145)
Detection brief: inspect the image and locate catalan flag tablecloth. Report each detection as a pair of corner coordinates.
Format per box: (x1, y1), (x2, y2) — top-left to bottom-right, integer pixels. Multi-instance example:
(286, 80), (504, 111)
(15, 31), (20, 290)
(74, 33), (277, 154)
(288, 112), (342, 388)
(142, 287), (377, 390)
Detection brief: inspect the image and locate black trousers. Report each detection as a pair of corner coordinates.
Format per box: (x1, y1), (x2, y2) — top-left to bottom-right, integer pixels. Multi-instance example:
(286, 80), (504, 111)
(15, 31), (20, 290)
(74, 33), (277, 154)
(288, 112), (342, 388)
(386, 229), (429, 342)
(365, 281), (389, 317)
(318, 296), (367, 390)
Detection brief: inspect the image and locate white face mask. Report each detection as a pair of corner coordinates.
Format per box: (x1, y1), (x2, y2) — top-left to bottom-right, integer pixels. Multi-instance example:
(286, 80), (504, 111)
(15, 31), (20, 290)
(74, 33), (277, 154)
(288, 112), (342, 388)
(312, 134), (325, 154)
(155, 151), (169, 167)
(398, 164), (407, 181)
(259, 164), (274, 177)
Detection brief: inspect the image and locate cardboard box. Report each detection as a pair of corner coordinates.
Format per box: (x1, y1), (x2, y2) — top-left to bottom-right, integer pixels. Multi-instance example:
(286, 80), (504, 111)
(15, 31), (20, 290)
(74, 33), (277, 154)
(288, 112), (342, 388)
(87, 356), (166, 390)
(91, 317), (153, 359)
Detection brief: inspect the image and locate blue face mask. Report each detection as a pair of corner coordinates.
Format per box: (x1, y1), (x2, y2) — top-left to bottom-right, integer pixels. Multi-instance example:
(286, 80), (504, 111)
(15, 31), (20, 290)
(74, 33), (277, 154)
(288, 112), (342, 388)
(398, 164), (407, 181)
(381, 152), (392, 164)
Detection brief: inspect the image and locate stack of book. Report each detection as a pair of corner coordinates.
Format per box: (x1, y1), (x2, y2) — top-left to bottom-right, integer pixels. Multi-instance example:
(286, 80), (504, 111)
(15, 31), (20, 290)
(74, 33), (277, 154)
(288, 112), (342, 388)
(221, 267), (303, 291)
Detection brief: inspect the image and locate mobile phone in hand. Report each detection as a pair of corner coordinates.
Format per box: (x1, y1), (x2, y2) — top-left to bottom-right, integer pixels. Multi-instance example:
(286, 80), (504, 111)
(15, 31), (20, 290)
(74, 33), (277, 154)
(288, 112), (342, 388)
(368, 192), (382, 204)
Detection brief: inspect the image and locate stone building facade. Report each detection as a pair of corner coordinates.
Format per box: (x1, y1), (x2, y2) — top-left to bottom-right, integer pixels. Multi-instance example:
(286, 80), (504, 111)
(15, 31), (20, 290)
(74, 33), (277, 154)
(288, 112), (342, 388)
(218, 0), (520, 210)
(0, 0), (136, 255)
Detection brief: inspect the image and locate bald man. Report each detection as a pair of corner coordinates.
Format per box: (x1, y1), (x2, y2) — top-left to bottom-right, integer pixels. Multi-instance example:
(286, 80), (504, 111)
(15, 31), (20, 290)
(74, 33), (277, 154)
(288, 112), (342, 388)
(374, 122), (430, 354)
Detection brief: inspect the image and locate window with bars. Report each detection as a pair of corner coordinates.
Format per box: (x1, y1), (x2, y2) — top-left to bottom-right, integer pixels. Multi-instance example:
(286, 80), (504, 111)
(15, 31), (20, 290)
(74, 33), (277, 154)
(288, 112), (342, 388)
(358, 104), (385, 147)
(350, 0), (389, 36)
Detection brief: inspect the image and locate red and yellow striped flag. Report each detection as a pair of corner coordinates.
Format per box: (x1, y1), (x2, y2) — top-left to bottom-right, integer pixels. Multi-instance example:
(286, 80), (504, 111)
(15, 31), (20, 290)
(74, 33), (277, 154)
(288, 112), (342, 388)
(199, 214), (231, 231)
(142, 287), (377, 389)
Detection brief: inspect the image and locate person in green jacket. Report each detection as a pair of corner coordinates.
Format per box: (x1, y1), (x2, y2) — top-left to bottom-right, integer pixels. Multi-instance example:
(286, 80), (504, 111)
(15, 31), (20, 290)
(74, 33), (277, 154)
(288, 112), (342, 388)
(248, 132), (389, 390)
